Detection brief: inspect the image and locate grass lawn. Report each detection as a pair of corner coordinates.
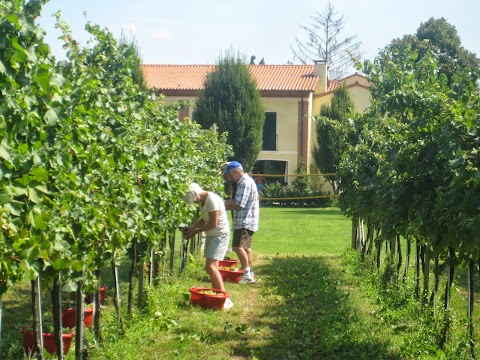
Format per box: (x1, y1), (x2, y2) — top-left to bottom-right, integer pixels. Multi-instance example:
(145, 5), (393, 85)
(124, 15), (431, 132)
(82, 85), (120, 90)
(1, 207), (478, 359)
(256, 207), (352, 256)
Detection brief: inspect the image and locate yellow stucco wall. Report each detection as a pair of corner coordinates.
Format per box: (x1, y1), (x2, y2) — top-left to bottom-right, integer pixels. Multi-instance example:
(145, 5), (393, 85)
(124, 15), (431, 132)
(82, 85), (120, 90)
(312, 93), (333, 116)
(256, 97), (302, 180)
(347, 87), (371, 113)
(161, 95), (303, 182)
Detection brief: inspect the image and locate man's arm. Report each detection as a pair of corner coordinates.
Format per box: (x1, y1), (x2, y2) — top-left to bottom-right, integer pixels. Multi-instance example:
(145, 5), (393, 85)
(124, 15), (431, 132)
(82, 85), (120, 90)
(225, 199), (242, 211)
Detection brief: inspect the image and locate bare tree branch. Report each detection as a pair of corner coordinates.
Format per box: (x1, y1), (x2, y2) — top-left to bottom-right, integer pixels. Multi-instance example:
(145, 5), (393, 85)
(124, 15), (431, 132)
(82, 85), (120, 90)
(291, 1), (362, 79)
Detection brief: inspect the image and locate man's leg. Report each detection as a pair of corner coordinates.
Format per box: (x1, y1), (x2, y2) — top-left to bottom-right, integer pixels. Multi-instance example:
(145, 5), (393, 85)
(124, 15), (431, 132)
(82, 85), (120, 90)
(246, 248), (253, 269)
(233, 229), (255, 283)
(233, 229), (249, 269)
(233, 246), (249, 270)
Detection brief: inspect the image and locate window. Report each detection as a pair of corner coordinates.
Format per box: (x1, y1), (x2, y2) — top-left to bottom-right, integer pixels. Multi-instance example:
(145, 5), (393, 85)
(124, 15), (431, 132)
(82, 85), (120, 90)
(254, 160), (287, 186)
(262, 112), (277, 151)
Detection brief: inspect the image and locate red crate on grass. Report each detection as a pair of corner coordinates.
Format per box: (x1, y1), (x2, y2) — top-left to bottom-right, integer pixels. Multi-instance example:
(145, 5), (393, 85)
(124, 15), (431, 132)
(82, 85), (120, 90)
(219, 268), (243, 283)
(189, 287), (229, 310)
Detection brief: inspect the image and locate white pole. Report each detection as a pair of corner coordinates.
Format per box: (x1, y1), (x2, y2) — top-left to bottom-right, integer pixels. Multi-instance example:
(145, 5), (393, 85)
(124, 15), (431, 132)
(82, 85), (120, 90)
(37, 276), (43, 347)
(0, 294), (3, 354)
(150, 248), (154, 287)
(115, 266), (121, 308)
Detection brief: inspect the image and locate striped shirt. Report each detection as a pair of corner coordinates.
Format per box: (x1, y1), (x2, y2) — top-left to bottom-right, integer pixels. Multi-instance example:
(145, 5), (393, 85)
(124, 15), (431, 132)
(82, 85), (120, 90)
(232, 173), (259, 232)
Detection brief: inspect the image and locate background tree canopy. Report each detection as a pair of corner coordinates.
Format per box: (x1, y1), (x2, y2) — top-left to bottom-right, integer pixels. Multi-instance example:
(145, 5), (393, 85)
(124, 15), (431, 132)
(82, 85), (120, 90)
(389, 17), (480, 86)
(193, 50), (265, 172)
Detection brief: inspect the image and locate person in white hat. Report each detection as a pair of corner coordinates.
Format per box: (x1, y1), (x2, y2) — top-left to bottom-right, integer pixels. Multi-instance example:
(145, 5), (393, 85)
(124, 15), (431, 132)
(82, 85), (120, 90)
(183, 183), (234, 309)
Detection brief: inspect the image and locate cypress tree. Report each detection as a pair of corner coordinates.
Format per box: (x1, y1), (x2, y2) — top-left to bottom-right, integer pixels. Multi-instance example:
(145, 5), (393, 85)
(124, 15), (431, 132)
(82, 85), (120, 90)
(313, 86), (354, 194)
(194, 50), (264, 172)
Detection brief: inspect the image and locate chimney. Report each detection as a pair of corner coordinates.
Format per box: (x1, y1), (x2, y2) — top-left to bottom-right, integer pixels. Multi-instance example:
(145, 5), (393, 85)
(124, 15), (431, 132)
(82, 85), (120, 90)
(314, 60), (328, 93)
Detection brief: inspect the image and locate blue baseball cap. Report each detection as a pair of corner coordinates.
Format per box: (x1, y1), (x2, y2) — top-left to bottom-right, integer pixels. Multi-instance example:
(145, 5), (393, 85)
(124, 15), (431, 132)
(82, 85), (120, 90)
(223, 161), (242, 175)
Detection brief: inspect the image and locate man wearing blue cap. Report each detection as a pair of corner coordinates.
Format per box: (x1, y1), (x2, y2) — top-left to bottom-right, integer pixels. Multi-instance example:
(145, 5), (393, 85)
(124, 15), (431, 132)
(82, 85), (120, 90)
(223, 161), (259, 283)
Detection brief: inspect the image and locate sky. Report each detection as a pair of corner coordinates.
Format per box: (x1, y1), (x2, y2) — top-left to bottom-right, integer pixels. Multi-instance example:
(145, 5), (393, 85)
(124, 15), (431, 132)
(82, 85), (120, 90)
(37, 0), (480, 72)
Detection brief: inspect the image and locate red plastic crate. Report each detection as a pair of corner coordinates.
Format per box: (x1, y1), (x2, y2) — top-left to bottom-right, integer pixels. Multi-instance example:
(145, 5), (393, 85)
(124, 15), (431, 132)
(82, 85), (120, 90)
(218, 258), (238, 268)
(219, 268), (243, 283)
(189, 287), (229, 310)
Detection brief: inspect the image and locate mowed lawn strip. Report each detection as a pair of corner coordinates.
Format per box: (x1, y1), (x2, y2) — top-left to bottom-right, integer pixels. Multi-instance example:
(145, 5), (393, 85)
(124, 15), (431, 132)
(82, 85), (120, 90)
(256, 207), (352, 256)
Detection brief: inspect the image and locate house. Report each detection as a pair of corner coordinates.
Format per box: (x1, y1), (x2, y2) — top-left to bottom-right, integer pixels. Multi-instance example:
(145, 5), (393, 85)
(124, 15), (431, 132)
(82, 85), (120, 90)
(141, 62), (370, 185)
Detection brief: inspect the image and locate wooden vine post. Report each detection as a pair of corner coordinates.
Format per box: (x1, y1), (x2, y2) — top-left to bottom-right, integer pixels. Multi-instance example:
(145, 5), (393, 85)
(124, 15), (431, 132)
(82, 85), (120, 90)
(32, 278), (44, 360)
(468, 258), (475, 359)
(75, 282), (85, 360)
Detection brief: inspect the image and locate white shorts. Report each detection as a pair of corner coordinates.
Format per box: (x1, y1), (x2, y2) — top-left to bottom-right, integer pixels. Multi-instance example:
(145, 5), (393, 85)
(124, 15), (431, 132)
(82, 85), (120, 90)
(204, 232), (229, 260)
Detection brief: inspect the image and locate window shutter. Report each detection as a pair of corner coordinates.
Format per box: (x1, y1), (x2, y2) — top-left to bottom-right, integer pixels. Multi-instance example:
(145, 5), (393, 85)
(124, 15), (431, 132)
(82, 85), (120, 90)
(262, 112), (277, 151)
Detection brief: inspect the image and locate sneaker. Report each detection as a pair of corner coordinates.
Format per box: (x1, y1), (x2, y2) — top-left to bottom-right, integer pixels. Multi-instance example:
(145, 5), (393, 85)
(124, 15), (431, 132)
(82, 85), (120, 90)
(223, 297), (234, 310)
(239, 273), (255, 284)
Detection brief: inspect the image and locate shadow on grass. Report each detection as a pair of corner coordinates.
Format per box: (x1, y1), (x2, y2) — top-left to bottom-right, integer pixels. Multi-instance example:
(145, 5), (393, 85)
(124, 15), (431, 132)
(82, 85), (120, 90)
(235, 256), (402, 360)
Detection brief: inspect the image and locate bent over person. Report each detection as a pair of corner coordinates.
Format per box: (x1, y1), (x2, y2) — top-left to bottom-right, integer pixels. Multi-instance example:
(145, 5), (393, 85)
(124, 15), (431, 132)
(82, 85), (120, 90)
(183, 182), (234, 309)
(223, 161), (259, 284)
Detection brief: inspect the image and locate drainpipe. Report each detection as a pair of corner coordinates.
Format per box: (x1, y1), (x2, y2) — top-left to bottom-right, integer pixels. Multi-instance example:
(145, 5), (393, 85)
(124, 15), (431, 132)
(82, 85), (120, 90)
(300, 93), (304, 164)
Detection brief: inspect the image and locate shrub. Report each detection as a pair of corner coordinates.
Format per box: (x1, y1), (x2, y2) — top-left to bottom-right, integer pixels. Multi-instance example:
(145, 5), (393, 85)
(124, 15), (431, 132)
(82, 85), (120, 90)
(262, 182), (332, 207)
(261, 160), (333, 207)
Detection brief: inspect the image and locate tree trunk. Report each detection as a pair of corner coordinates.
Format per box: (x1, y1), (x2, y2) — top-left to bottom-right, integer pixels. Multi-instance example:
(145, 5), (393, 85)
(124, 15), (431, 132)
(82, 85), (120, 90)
(414, 240), (421, 300)
(75, 281), (85, 360)
(376, 238), (382, 270)
(0, 295), (2, 352)
(468, 258), (475, 359)
(403, 236), (411, 280)
(93, 269), (102, 342)
(445, 248), (455, 311)
(169, 232), (176, 275)
(159, 235), (167, 278)
(149, 248), (156, 286)
(396, 235), (402, 284)
(128, 237), (138, 318)
(52, 275), (64, 359)
(364, 225), (374, 257)
(440, 248), (456, 349)
(189, 231), (196, 254)
(390, 236), (396, 256)
(351, 219), (356, 250)
(138, 259), (145, 309)
(422, 246), (430, 306)
(180, 232), (190, 273)
(429, 256), (440, 308)
(357, 219), (364, 252)
(112, 260), (123, 333)
(31, 279), (44, 360)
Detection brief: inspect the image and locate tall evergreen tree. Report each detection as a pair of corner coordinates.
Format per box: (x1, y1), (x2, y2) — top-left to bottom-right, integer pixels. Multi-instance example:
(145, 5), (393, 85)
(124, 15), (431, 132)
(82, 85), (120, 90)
(313, 86), (354, 194)
(291, 1), (361, 79)
(194, 50), (265, 172)
(119, 31), (146, 90)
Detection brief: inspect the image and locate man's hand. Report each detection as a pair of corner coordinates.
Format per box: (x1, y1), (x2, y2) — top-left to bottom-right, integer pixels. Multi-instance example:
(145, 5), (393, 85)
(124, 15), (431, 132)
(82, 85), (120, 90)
(225, 199), (241, 210)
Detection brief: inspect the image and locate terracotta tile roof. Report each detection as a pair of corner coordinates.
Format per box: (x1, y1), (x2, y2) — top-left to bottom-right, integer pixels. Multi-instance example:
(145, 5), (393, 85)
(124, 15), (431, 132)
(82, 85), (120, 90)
(141, 64), (320, 93)
(327, 80), (342, 92)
